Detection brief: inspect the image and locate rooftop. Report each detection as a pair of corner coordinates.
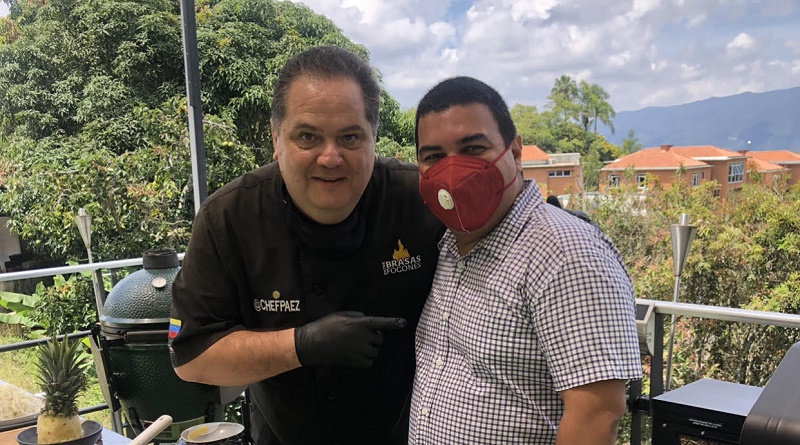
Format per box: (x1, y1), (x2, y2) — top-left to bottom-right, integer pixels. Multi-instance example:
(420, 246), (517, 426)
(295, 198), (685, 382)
(602, 146), (707, 171)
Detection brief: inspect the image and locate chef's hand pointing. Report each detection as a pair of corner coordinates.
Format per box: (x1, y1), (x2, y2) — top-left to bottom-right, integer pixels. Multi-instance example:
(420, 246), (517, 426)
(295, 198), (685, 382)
(294, 311), (407, 367)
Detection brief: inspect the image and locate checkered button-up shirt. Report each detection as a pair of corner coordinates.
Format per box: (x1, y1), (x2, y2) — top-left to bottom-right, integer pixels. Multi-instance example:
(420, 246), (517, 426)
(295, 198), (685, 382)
(409, 181), (642, 444)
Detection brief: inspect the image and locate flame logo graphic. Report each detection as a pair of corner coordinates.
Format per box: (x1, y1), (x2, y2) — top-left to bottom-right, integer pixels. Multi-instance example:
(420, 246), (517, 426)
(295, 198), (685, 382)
(393, 240), (410, 260)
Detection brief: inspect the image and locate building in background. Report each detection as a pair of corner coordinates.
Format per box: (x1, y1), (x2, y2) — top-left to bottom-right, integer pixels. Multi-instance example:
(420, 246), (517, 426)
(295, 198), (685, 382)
(745, 150), (800, 186)
(600, 145), (788, 198)
(599, 145), (712, 194)
(521, 145), (583, 197)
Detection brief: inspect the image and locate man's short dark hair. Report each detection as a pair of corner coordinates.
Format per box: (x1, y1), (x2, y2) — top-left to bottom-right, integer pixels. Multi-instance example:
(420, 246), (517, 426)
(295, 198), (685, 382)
(415, 76), (516, 148)
(270, 46), (380, 137)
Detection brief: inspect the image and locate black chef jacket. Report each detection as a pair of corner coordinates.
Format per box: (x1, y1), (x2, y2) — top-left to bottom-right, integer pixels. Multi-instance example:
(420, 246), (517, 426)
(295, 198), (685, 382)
(170, 157), (444, 445)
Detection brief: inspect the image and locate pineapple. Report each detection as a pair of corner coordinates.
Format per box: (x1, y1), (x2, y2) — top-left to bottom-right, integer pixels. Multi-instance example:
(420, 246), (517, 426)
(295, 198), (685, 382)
(35, 337), (89, 444)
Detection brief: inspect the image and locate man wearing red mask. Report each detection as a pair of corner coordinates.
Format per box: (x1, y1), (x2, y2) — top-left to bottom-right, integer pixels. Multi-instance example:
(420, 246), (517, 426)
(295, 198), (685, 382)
(409, 76), (642, 445)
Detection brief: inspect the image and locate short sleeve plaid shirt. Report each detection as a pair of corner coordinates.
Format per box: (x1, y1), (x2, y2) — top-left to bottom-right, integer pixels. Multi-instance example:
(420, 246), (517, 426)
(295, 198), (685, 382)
(409, 181), (642, 444)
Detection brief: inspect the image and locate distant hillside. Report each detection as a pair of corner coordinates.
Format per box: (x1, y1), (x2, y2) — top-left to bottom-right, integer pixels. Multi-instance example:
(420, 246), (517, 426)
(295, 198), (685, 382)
(600, 86), (800, 152)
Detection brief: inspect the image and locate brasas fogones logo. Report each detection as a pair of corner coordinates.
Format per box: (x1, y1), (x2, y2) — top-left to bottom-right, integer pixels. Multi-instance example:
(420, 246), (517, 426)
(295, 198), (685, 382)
(382, 240), (422, 276)
(254, 290), (301, 312)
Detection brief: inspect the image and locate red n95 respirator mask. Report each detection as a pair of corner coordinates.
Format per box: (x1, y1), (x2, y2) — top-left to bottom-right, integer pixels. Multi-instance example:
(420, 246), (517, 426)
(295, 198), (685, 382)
(419, 146), (514, 232)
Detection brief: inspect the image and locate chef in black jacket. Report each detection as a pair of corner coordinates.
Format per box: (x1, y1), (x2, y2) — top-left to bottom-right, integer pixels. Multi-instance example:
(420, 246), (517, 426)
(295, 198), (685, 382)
(169, 46), (443, 445)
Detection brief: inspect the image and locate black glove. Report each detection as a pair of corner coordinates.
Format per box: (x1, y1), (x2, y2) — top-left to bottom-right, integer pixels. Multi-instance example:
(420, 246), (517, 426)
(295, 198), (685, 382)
(294, 311), (407, 367)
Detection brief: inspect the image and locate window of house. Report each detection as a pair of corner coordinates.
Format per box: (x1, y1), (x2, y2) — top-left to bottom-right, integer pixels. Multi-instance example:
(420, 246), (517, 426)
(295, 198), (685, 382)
(728, 162), (744, 183)
(636, 174), (647, 190)
(547, 170), (571, 177)
(692, 172), (700, 187)
(702, 171), (706, 179)
(609, 175), (620, 188)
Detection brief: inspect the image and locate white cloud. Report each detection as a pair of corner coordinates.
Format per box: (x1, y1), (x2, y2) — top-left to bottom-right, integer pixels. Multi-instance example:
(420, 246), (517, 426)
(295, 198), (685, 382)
(726, 32), (757, 57)
(607, 51), (632, 67)
(650, 61), (668, 71)
(680, 63), (703, 80)
(732, 63), (748, 73)
(627, 0), (661, 21)
(285, 0), (799, 112)
(510, 0), (559, 22)
(430, 21), (456, 43)
(441, 47), (459, 64)
(685, 13), (707, 27)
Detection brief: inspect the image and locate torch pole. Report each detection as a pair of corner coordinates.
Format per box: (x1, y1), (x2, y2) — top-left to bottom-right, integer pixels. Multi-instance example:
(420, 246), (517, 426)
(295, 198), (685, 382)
(665, 275), (681, 391)
(75, 208), (104, 317)
(665, 213), (697, 392)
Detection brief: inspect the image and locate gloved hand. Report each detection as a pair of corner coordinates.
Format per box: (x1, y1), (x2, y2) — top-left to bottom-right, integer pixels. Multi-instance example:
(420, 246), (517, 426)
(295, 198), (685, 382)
(294, 311), (407, 367)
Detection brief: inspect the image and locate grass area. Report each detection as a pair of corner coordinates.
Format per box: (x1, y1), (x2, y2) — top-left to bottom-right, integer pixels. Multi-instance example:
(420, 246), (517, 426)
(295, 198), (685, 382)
(0, 326), (111, 428)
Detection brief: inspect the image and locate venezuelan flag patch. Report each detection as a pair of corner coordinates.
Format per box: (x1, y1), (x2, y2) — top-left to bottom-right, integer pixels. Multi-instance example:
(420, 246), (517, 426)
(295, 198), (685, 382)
(168, 318), (182, 339)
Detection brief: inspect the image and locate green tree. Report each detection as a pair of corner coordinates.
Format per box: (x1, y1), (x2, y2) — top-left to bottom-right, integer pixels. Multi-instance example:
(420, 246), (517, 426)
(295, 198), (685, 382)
(620, 129), (643, 155)
(578, 81), (615, 135)
(0, 0), (411, 261)
(378, 93), (414, 147)
(547, 75), (579, 124)
(511, 104), (551, 147)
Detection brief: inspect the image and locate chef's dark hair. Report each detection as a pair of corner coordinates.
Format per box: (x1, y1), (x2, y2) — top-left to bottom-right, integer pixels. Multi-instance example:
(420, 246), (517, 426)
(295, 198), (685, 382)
(271, 46), (380, 137)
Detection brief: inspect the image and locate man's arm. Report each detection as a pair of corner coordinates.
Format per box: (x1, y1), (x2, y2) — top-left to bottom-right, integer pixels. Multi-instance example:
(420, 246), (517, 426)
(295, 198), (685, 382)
(556, 379), (627, 445)
(174, 312), (407, 386)
(174, 329), (300, 386)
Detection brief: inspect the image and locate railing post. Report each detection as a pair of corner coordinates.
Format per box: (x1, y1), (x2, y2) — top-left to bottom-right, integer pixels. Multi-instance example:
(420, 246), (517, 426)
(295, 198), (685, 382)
(652, 312), (665, 398)
(629, 378), (643, 445)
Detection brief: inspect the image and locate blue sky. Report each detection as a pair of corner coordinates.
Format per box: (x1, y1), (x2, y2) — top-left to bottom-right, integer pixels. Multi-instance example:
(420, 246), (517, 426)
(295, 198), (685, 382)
(3, 0), (799, 112)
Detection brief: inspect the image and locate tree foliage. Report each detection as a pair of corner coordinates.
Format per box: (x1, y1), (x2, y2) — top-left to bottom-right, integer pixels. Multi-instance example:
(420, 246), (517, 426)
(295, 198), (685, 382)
(620, 129), (643, 156)
(512, 84), (619, 191)
(590, 180), (800, 388)
(0, 0), (411, 261)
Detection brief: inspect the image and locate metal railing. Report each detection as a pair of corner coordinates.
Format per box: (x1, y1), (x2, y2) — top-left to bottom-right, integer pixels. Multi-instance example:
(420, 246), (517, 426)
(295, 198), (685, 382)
(0, 254), (184, 283)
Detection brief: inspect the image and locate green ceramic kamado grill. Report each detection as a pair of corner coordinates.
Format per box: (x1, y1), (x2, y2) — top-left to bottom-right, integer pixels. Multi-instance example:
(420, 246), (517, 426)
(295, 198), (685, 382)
(92, 249), (223, 442)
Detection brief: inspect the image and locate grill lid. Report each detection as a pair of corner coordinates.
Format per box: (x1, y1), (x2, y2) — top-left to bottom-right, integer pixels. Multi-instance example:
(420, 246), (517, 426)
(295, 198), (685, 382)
(100, 249), (179, 328)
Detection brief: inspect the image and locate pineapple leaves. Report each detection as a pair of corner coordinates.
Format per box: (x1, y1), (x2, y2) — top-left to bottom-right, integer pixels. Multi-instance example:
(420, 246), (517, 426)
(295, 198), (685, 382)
(36, 337), (90, 417)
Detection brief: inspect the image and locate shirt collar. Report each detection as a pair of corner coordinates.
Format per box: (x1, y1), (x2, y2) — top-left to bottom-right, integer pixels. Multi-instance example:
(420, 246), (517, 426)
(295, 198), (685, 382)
(438, 180), (543, 260)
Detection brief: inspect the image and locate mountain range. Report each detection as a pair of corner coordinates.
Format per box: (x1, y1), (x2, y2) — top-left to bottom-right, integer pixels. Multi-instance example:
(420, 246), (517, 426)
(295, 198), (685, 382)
(599, 86), (800, 152)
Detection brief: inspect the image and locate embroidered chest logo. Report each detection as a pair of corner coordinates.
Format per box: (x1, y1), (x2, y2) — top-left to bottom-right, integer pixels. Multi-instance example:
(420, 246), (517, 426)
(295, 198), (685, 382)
(254, 290), (301, 312)
(382, 239), (422, 276)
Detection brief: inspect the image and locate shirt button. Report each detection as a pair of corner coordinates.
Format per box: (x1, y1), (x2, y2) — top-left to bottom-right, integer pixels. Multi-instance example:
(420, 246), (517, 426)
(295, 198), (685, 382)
(327, 392), (336, 401)
(312, 282), (325, 295)
(435, 358), (444, 367)
(456, 260), (465, 269)
(442, 312), (449, 320)
(421, 408), (430, 415)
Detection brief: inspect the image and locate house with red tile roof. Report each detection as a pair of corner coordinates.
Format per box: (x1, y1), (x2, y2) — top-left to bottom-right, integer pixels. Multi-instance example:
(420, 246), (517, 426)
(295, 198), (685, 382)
(745, 150), (800, 186)
(521, 145), (583, 197)
(599, 145), (713, 194)
(600, 145), (790, 198)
